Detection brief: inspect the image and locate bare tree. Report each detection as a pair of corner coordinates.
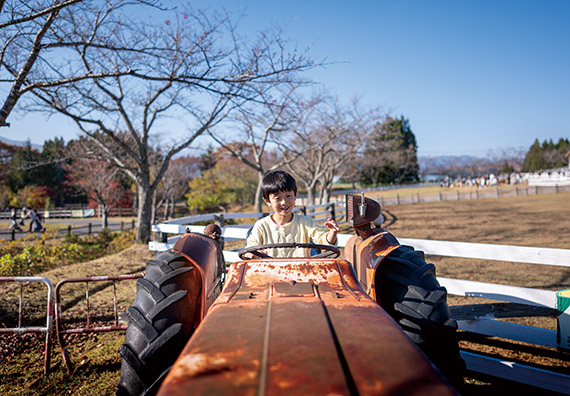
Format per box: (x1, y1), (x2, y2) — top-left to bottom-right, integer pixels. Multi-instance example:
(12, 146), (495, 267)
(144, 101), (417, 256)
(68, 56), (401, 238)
(66, 156), (125, 228)
(22, 4), (313, 242)
(154, 156), (197, 221)
(207, 85), (307, 212)
(287, 97), (383, 205)
(483, 147), (524, 173)
(0, 0), (162, 127)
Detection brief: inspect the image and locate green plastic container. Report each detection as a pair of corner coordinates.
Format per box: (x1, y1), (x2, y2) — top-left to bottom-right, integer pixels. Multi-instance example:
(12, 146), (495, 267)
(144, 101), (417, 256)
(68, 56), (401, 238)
(557, 288), (570, 350)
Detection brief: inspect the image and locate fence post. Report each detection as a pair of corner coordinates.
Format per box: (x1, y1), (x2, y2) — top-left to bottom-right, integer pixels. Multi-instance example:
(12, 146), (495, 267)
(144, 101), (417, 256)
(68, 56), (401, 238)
(396, 194), (400, 205)
(67, 225), (71, 237)
(457, 190), (460, 201)
(213, 214), (225, 249)
(88, 223), (92, 235)
(416, 193), (420, 203)
(120, 221), (124, 231)
(495, 188), (499, 197)
(11, 229), (15, 241)
(555, 184), (559, 193)
(329, 203), (336, 220)
(213, 213), (225, 228)
(132, 219), (135, 230)
(439, 191), (443, 201)
(301, 206), (307, 216)
(156, 231), (167, 243)
(411, 194), (414, 204)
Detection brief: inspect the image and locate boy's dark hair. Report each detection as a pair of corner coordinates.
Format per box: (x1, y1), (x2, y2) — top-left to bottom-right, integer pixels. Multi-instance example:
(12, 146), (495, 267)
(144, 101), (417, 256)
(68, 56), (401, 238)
(262, 170), (297, 200)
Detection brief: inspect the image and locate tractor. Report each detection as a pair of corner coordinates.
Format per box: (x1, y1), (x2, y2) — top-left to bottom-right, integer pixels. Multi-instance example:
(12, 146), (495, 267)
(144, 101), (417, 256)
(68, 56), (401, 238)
(116, 194), (464, 395)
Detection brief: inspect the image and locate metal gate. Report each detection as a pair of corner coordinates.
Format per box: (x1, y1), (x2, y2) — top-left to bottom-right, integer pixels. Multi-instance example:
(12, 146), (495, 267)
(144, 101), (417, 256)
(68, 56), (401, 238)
(54, 274), (143, 373)
(0, 276), (55, 374)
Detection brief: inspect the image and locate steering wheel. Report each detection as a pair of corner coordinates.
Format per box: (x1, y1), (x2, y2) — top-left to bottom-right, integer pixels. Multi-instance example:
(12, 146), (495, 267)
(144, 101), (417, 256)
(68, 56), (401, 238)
(238, 242), (341, 260)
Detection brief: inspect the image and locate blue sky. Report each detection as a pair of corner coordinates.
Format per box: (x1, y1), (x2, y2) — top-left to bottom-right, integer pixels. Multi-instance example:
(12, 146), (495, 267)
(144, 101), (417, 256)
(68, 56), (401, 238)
(1, 0), (569, 157)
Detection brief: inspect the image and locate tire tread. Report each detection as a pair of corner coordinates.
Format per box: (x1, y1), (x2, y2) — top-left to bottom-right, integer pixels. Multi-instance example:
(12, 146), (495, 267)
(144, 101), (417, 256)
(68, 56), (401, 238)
(117, 251), (199, 396)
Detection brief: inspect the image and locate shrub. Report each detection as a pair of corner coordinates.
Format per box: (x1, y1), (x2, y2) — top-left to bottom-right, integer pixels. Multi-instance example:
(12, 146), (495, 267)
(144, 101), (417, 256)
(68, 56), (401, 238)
(0, 229), (135, 276)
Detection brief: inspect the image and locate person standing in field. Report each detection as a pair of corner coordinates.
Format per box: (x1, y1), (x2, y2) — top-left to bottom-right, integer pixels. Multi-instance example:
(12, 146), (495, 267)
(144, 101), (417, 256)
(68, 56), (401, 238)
(19, 207), (27, 227)
(8, 207), (22, 232)
(28, 208), (43, 232)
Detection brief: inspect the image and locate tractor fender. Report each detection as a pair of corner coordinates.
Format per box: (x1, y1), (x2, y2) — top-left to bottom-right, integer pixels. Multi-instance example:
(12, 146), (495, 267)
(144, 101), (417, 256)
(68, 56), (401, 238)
(344, 228), (400, 300)
(172, 232), (225, 320)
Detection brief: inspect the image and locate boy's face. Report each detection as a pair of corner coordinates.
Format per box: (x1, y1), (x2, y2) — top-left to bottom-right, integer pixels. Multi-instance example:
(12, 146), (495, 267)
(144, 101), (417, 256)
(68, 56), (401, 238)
(264, 190), (296, 217)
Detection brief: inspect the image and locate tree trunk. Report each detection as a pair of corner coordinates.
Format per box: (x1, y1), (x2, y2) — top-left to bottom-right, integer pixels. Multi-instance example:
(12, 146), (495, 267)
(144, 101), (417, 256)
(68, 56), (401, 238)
(133, 187), (138, 217)
(321, 186), (331, 203)
(136, 185), (153, 243)
(255, 172), (264, 213)
(320, 176), (333, 204)
(306, 179), (318, 206)
(164, 199), (169, 220)
(102, 206), (109, 229)
(151, 189), (157, 224)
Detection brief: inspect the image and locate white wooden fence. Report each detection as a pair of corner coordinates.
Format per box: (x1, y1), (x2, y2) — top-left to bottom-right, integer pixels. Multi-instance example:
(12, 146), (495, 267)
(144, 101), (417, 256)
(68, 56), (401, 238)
(528, 171), (570, 186)
(150, 204), (570, 394)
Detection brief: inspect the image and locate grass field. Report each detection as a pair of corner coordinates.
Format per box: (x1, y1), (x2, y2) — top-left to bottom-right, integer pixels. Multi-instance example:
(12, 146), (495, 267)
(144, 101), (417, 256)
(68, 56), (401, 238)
(1, 189), (569, 395)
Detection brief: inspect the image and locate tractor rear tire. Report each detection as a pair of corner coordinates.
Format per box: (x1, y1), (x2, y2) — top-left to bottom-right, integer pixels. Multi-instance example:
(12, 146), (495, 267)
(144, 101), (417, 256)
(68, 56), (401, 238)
(116, 250), (202, 396)
(375, 245), (466, 388)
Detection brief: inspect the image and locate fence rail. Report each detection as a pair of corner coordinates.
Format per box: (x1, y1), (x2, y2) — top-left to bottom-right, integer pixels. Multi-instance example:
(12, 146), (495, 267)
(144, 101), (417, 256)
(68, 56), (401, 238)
(371, 184), (570, 206)
(0, 206), (134, 220)
(152, 202), (345, 238)
(0, 219), (136, 241)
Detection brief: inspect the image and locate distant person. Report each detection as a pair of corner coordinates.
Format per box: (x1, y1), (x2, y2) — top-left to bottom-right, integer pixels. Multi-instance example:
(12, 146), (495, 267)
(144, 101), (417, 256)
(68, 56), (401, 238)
(19, 207), (27, 227)
(8, 207), (22, 232)
(245, 170), (339, 258)
(28, 208), (43, 232)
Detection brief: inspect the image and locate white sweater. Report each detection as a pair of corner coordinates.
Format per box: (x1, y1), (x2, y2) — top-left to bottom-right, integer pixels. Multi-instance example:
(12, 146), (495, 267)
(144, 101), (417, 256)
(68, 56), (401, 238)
(245, 213), (334, 258)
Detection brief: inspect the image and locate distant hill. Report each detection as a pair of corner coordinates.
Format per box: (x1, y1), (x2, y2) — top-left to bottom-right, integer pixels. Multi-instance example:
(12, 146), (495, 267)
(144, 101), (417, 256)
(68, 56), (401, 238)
(419, 155), (495, 175)
(0, 136), (42, 151)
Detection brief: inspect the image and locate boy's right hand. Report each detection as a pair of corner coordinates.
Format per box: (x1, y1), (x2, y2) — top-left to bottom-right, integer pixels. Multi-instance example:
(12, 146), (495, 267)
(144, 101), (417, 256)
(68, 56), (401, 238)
(242, 250), (268, 260)
(324, 218), (340, 231)
(242, 252), (255, 260)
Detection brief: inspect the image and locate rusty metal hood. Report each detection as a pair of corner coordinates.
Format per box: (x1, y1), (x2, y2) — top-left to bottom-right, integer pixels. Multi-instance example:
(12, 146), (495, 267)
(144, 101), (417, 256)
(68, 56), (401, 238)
(158, 258), (457, 396)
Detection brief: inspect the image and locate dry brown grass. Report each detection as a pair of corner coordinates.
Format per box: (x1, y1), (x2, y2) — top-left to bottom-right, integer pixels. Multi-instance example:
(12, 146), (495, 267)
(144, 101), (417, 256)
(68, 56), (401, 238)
(377, 191), (570, 388)
(381, 190), (570, 248)
(380, 191), (570, 292)
(0, 244), (153, 396)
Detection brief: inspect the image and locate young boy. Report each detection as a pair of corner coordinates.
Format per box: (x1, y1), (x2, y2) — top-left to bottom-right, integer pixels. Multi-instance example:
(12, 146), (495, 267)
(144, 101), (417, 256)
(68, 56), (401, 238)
(245, 170), (340, 258)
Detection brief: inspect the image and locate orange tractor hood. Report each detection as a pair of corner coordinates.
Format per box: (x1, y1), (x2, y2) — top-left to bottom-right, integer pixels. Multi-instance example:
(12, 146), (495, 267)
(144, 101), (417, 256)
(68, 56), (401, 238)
(158, 258), (457, 396)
